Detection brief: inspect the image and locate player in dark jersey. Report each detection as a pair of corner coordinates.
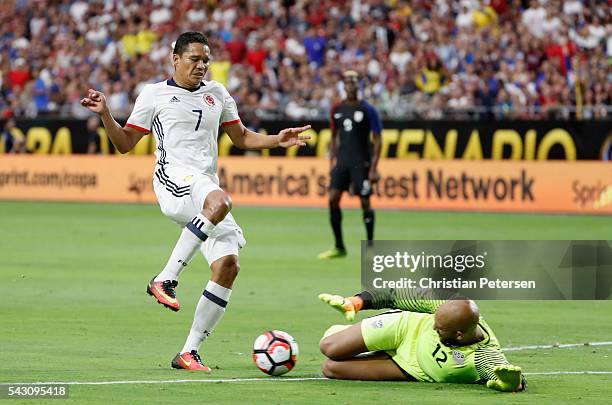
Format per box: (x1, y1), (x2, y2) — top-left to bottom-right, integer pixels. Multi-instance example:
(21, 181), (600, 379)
(318, 71), (382, 259)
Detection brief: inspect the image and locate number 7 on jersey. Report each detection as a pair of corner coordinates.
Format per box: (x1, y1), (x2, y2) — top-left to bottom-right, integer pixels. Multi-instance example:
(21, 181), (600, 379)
(192, 109), (202, 131)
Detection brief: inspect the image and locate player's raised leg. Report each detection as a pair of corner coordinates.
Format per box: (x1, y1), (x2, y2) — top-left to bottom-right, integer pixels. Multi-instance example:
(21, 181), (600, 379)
(318, 188), (347, 259)
(148, 190), (231, 311)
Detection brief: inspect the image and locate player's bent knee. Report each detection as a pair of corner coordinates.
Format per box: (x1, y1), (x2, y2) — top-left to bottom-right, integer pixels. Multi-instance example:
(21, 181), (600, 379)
(360, 197), (371, 210)
(328, 190), (341, 208)
(329, 197), (340, 209)
(319, 338), (331, 357)
(221, 193), (233, 211)
(204, 191), (233, 223)
(319, 336), (340, 359)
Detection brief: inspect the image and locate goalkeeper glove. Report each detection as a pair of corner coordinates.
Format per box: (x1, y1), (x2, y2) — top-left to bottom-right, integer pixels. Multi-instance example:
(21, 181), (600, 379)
(486, 365), (523, 392)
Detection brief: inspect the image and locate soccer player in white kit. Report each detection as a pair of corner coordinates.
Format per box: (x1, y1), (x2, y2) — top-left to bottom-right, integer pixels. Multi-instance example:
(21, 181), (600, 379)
(81, 32), (311, 371)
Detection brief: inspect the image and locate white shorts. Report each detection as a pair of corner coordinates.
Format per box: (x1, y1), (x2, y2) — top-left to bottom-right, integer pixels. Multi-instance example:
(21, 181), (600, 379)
(153, 165), (246, 265)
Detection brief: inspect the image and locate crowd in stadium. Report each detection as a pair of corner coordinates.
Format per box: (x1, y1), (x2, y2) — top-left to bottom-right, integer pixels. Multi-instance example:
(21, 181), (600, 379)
(0, 0), (610, 122)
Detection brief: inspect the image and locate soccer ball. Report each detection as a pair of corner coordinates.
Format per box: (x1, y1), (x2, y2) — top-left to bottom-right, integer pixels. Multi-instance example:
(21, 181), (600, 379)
(252, 330), (299, 376)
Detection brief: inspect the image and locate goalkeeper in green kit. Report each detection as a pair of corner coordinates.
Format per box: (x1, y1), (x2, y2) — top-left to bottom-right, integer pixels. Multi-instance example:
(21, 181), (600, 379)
(318, 290), (525, 392)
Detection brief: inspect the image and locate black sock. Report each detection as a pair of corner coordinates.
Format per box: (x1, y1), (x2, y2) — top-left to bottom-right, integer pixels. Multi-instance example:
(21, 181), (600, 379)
(364, 209), (374, 242)
(330, 207), (344, 250)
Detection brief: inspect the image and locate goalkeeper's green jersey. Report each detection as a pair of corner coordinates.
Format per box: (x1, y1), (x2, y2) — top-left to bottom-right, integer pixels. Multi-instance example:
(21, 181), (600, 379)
(360, 291), (512, 384)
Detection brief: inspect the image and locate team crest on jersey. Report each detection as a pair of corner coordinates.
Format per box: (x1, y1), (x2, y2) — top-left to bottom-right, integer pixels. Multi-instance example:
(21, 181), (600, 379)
(371, 319), (384, 329)
(204, 94), (216, 106)
(354, 111), (364, 122)
(452, 350), (465, 365)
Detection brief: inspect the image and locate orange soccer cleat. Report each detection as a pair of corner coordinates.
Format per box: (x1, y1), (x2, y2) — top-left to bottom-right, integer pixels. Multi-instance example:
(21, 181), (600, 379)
(146, 278), (180, 311)
(171, 350), (212, 371)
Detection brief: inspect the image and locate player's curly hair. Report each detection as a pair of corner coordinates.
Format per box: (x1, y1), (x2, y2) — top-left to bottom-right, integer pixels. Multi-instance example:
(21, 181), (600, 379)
(173, 32), (209, 55)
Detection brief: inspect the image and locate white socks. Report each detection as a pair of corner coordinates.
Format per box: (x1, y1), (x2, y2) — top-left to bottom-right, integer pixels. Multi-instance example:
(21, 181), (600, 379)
(182, 280), (232, 353)
(154, 214), (232, 354)
(154, 213), (215, 282)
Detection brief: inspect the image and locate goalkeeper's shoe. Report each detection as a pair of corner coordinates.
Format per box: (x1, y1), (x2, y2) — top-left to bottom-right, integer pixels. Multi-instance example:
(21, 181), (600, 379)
(318, 293), (357, 322)
(171, 350), (211, 371)
(486, 365), (524, 392)
(147, 278), (180, 312)
(317, 247), (347, 260)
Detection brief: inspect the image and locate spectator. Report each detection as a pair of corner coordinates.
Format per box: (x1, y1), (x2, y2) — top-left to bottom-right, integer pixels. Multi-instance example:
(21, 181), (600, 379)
(521, 0), (547, 39)
(1, 118), (26, 153)
(245, 40), (267, 74)
(303, 27), (327, 67)
(226, 28), (247, 64)
(7, 59), (30, 91)
(86, 115), (102, 154)
(209, 49), (231, 88)
(415, 58), (446, 95)
(0, 0), (608, 121)
(31, 68), (50, 114)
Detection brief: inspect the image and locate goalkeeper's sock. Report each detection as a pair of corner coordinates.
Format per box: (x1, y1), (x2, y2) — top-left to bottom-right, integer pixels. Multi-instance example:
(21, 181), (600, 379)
(182, 280), (231, 353)
(155, 213), (215, 282)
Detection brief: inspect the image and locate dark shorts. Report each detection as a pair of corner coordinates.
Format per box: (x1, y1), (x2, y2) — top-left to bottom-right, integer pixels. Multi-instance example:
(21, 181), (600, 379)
(330, 163), (372, 197)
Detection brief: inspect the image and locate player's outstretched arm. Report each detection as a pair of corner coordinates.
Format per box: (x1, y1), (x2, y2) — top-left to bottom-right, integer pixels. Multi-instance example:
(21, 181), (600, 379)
(80, 89), (145, 154)
(224, 122), (311, 150)
(318, 293), (357, 322)
(486, 365), (525, 392)
(319, 289), (445, 321)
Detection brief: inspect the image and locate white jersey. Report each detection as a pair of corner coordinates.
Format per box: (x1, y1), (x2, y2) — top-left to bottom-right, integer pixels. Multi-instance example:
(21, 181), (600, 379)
(126, 79), (240, 175)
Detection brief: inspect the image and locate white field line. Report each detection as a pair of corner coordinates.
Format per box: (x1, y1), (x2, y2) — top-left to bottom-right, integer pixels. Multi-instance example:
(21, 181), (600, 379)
(5, 372), (612, 386)
(4, 341), (612, 386)
(4, 377), (327, 386)
(525, 371), (612, 375)
(503, 340), (612, 352)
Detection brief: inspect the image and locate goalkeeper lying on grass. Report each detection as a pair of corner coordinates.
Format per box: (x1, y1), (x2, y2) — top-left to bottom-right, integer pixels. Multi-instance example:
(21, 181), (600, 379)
(318, 290), (525, 392)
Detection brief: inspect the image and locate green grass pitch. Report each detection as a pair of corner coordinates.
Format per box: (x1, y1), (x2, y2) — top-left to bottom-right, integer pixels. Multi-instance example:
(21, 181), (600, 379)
(1, 201), (611, 404)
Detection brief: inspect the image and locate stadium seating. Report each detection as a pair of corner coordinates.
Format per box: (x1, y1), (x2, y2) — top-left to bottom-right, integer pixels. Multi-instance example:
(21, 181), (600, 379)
(0, 0), (609, 120)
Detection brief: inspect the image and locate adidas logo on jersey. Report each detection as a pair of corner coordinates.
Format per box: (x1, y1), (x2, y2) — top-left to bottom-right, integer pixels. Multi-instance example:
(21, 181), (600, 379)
(170, 96), (180, 103)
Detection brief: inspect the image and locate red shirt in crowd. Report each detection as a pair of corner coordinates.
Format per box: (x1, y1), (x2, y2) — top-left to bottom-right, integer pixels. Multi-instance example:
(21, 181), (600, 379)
(236, 14), (263, 33)
(490, 0), (508, 15)
(246, 48), (267, 73)
(7, 69), (30, 89)
(545, 41), (577, 76)
(226, 39), (247, 64)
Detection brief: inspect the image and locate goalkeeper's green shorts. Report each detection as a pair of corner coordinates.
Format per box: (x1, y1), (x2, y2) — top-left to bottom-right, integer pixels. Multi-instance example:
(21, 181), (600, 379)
(360, 311), (432, 382)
